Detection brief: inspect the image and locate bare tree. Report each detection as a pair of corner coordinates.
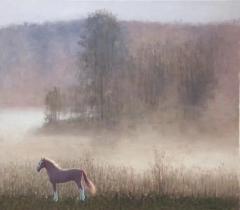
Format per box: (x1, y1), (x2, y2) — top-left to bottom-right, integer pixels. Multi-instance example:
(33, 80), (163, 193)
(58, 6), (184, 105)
(79, 10), (126, 122)
(178, 34), (217, 118)
(45, 87), (62, 123)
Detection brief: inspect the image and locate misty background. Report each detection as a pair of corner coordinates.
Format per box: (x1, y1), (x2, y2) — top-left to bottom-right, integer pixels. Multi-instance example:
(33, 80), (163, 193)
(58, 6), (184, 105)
(0, 1), (239, 172)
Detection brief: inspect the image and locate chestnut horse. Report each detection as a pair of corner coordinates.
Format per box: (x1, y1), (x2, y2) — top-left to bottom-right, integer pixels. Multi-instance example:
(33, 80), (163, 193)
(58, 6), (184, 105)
(37, 158), (96, 201)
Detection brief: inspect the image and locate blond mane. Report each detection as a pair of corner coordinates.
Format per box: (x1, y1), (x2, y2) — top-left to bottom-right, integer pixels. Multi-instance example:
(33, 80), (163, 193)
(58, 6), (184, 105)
(44, 158), (62, 169)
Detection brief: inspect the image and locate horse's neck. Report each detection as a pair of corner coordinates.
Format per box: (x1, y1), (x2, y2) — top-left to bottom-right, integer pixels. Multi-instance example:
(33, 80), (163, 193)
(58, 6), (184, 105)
(46, 161), (60, 173)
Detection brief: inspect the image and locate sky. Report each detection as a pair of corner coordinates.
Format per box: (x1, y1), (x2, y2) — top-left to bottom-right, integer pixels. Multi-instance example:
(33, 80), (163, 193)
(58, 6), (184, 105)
(1, 1), (240, 27)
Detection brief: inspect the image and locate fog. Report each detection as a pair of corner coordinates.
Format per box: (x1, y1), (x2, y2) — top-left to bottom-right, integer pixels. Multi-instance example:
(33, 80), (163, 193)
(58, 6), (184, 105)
(0, 6), (238, 184)
(0, 108), (43, 142)
(0, 108), (236, 173)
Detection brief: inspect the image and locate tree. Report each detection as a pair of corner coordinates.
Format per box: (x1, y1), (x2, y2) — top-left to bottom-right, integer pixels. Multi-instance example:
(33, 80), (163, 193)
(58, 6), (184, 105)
(45, 87), (62, 123)
(79, 10), (126, 122)
(178, 34), (217, 118)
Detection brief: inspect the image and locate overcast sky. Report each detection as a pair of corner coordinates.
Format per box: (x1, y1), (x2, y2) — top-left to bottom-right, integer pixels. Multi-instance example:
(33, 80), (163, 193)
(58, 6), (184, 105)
(1, 1), (240, 27)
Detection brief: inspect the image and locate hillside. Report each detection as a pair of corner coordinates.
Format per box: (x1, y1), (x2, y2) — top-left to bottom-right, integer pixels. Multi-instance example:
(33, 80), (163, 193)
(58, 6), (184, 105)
(0, 20), (82, 106)
(0, 20), (238, 135)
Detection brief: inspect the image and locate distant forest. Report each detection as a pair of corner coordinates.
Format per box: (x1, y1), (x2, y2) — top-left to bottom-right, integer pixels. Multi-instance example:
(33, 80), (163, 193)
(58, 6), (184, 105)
(0, 12), (239, 132)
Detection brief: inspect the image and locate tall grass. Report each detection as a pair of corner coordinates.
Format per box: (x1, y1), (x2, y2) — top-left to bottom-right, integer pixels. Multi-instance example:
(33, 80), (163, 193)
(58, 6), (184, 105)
(0, 154), (238, 199)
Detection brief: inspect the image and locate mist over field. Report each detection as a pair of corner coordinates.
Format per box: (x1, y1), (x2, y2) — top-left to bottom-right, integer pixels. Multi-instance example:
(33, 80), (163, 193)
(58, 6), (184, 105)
(0, 108), (236, 171)
(0, 10), (238, 181)
(0, 19), (238, 158)
(0, 3), (239, 210)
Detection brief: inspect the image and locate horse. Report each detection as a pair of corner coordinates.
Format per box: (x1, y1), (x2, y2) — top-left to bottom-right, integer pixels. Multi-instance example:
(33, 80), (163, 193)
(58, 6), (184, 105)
(36, 157), (96, 202)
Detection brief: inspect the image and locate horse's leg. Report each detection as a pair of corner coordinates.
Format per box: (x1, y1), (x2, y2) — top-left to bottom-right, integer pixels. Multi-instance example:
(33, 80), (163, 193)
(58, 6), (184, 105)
(76, 181), (85, 201)
(52, 182), (58, 202)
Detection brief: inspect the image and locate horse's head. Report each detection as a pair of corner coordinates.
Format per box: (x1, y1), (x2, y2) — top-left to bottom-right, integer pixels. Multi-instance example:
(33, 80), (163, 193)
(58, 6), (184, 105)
(37, 158), (45, 172)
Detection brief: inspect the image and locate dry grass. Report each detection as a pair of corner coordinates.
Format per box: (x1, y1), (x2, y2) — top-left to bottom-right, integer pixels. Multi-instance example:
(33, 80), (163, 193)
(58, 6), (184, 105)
(0, 153), (238, 210)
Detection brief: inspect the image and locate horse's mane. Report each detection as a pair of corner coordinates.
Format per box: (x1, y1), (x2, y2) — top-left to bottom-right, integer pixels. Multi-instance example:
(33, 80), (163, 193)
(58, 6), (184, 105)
(44, 158), (61, 169)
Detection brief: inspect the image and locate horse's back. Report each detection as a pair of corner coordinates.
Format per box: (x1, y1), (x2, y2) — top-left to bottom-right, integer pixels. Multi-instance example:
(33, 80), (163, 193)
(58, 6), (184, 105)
(55, 168), (82, 183)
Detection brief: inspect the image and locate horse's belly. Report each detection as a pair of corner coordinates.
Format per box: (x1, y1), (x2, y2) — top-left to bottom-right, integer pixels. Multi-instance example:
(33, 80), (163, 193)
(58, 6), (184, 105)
(55, 175), (72, 183)
(54, 170), (80, 183)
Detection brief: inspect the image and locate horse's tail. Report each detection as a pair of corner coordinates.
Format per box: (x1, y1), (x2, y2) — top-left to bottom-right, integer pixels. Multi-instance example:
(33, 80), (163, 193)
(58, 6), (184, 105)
(82, 170), (96, 195)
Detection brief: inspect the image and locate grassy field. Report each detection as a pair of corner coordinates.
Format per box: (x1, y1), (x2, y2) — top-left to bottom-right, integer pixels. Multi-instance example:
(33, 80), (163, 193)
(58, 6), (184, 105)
(0, 155), (238, 210)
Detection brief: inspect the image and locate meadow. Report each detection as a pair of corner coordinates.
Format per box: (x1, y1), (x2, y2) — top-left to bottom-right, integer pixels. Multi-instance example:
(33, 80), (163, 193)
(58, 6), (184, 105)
(0, 154), (238, 210)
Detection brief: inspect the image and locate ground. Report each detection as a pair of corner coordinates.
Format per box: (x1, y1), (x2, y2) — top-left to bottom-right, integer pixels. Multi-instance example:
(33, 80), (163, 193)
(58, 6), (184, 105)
(0, 195), (237, 210)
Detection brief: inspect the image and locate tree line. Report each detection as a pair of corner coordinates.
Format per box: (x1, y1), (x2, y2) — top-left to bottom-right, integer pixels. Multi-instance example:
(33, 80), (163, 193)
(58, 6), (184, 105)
(45, 11), (238, 129)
